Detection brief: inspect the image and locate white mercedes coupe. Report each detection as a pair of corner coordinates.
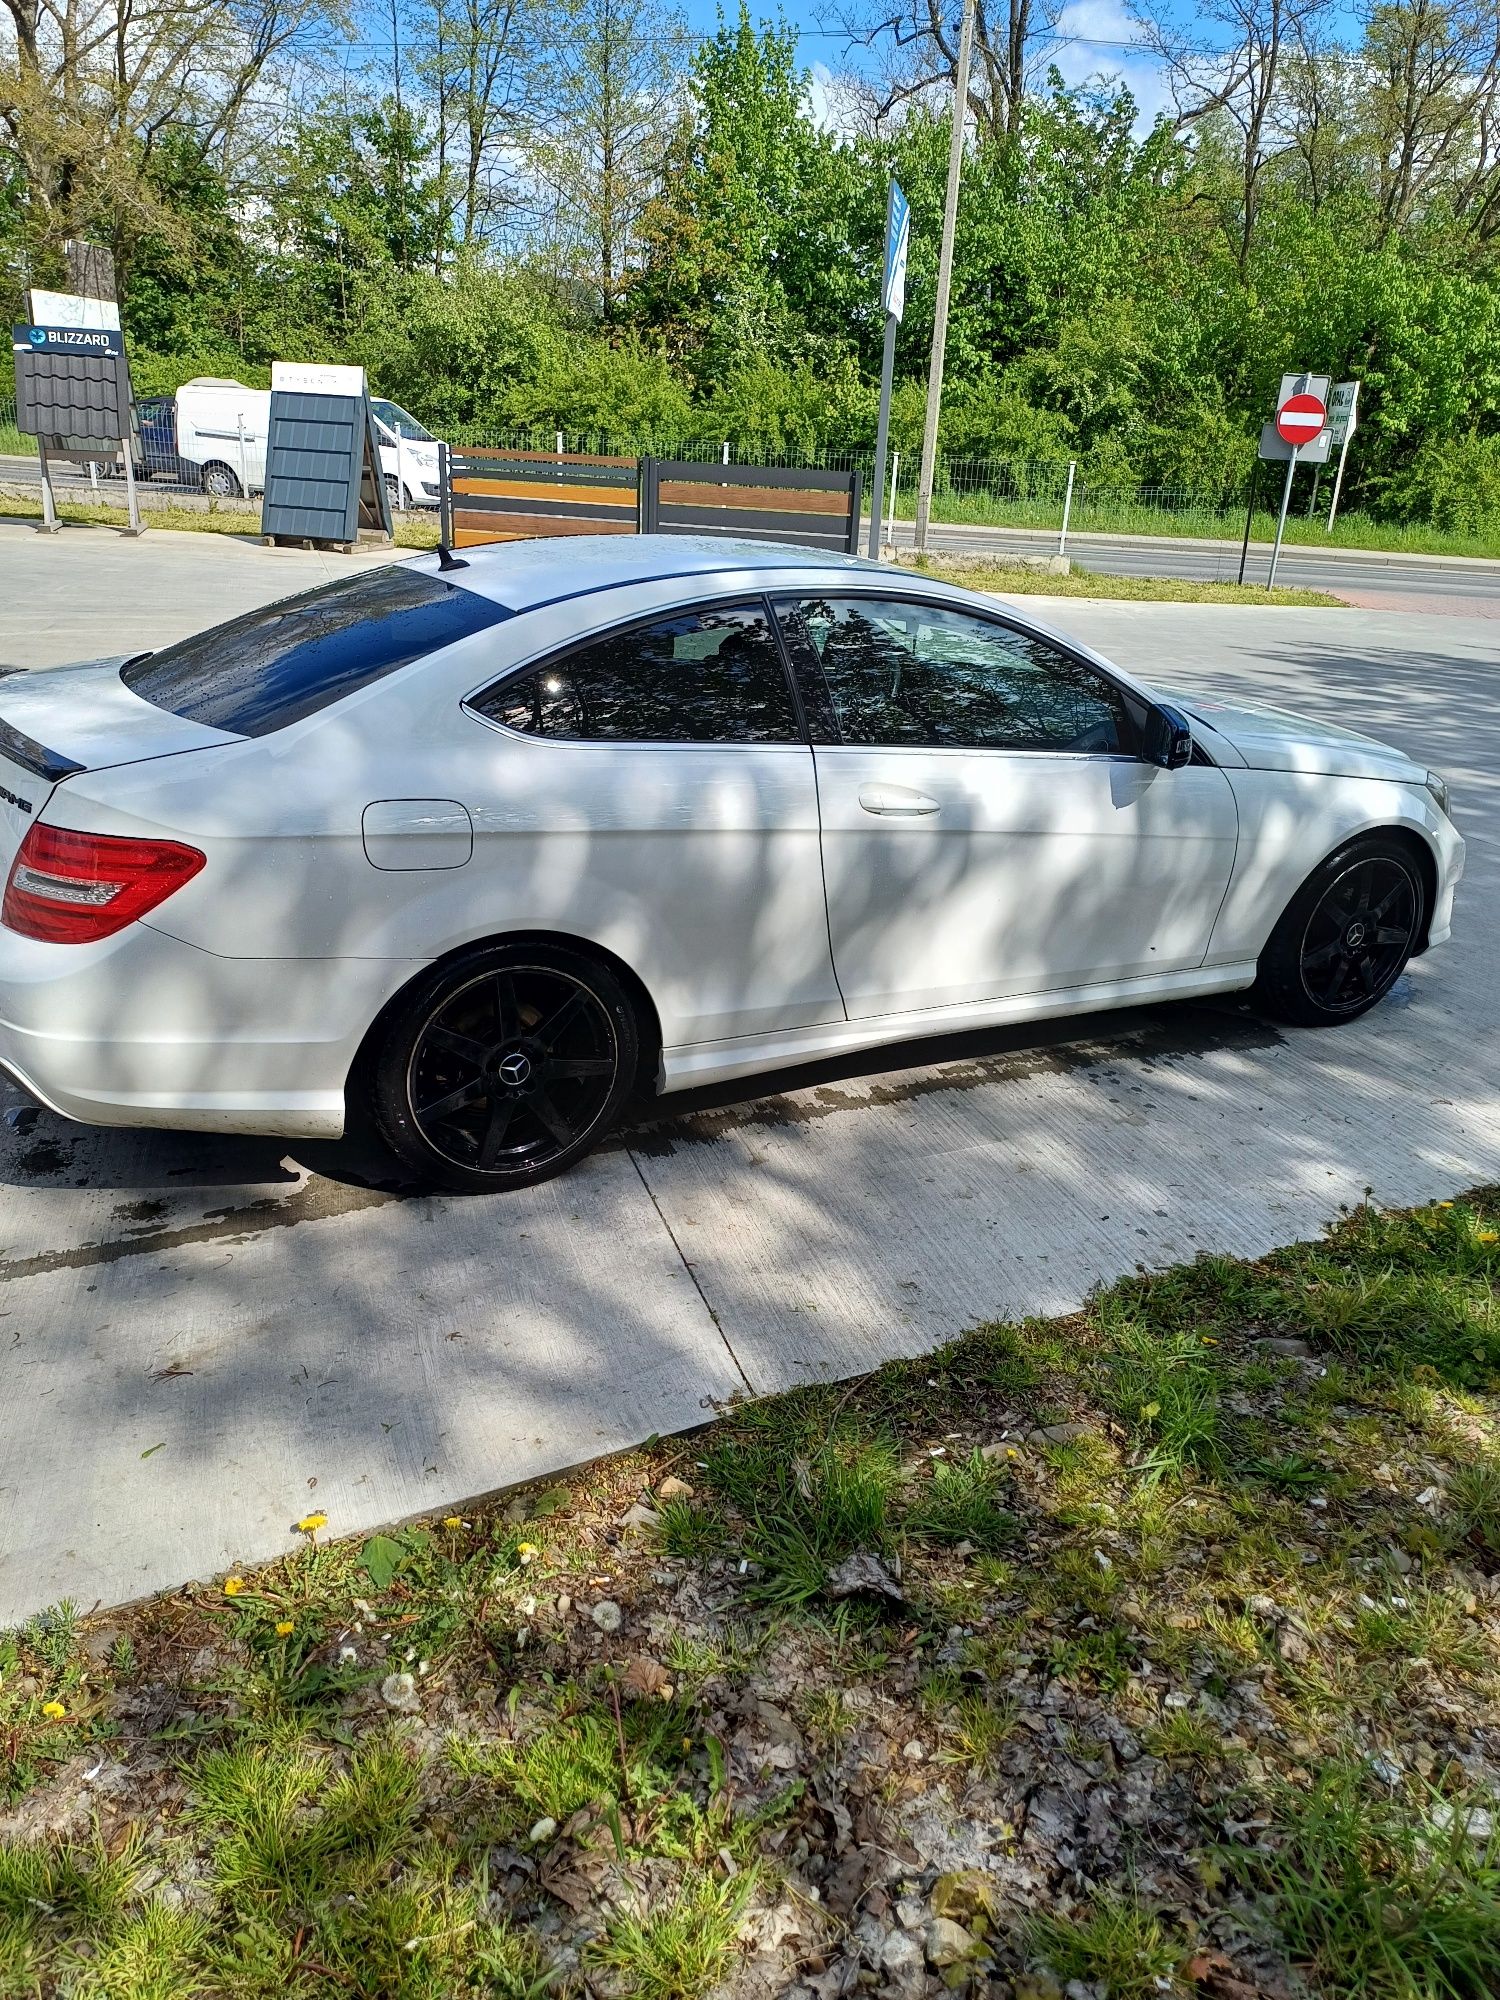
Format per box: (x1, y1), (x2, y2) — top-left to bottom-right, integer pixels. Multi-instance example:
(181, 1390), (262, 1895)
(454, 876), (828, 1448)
(0, 536), (1463, 1192)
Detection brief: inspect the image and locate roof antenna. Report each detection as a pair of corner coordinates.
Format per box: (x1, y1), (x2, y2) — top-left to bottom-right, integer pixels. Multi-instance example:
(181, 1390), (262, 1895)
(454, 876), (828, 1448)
(435, 543), (469, 571)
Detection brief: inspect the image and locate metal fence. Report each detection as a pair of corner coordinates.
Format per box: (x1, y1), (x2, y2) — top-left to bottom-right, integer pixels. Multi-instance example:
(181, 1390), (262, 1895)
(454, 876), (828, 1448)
(442, 447), (864, 554)
(0, 393), (1268, 542)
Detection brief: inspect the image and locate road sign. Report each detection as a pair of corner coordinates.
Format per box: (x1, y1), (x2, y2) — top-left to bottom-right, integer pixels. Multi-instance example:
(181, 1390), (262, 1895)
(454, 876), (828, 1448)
(1258, 421), (1330, 465)
(1328, 380), (1358, 444)
(1265, 372), (1329, 590)
(1276, 391), (1327, 446)
(881, 182), (910, 322)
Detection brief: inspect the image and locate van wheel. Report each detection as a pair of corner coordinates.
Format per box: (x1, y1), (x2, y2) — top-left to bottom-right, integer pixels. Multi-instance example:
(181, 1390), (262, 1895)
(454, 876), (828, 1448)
(384, 473), (405, 510)
(200, 462), (242, 499)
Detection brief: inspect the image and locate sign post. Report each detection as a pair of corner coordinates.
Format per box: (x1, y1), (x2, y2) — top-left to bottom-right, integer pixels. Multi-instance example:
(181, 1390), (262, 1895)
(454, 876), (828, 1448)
(1265, 376), (1328, 591)
(13, 298), (140, 535)
(868, 179), (910, 560)
(1324, 381), (1360, 532)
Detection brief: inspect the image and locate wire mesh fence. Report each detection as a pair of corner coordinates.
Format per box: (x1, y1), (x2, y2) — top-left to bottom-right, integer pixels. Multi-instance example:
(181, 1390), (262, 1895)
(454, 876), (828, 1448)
(0, 394), (1264, 541)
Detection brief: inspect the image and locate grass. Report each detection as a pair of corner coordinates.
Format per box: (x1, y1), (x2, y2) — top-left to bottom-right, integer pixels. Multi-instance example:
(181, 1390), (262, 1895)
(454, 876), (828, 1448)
(1227, 1763), (1500, 2000)
(900, 549), (1344, 605)
(1023, 1889), (1189, 1997)
(1, 1191), (1498, 1998)
(588, 1869), (757, 2000)
(915, 489), (1500, 560)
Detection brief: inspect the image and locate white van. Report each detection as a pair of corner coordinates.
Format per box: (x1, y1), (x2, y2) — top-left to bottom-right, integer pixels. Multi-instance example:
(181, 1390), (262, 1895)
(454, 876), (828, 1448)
(148, 379), (443, 508)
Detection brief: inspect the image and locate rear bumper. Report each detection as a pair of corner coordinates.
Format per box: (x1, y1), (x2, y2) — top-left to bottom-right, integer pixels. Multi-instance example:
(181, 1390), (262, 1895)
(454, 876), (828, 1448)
(0, 922), (424, 1138)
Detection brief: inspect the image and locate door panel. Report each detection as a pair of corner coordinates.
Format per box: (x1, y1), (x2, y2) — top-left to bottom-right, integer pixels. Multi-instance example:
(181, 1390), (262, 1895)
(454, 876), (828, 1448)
(773, 591), (1240, 1021)
(459, 597), (844, 1046)
(813, 745), (1240, 1017)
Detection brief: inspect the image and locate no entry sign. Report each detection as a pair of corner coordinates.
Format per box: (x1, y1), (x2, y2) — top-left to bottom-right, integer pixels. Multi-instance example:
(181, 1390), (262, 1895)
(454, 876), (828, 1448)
(1276, 391), (1327, 446)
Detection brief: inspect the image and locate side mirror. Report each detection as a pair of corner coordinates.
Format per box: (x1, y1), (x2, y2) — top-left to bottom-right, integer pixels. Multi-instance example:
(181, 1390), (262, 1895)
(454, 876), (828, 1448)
(1142, 702), (1193, 770)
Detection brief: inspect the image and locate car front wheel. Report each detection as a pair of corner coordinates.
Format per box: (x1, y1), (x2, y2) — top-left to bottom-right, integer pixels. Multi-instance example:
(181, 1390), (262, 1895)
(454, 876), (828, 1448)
(371, 944), (638, 1192)
(1254, 835), (1425, 1027)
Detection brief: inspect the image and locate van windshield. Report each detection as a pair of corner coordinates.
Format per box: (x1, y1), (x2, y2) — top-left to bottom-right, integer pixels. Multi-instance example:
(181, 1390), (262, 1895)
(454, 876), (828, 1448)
(370, 399), (434, 442)
(121, 568), (511, 737)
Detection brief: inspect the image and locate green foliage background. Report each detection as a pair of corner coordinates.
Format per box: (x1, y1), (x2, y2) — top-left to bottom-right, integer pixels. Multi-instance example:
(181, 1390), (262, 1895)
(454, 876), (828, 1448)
(6, 5), (1500, 521)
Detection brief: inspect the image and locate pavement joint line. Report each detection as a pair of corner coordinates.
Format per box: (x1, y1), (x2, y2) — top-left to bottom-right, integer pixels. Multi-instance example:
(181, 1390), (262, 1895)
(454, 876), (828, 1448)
(625, 1143), (758, 1396)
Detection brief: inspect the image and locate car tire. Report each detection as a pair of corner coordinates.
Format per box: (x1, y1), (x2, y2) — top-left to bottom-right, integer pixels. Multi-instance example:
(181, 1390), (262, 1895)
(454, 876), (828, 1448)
(370, 943), (638, 1193)
(200, 462), (243, 499)
(1253, 834), (1426, 1028)
(384, 473), (404, 510)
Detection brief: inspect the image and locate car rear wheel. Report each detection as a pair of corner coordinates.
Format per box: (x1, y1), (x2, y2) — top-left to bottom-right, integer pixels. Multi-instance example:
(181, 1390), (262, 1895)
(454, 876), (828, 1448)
(371, 944), (638, 1192)
(1254, 835), (1425, 1027)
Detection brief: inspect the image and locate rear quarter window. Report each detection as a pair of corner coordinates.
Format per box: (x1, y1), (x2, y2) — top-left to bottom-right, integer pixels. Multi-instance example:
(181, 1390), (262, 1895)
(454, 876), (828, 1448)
(122, 568), (512, 737)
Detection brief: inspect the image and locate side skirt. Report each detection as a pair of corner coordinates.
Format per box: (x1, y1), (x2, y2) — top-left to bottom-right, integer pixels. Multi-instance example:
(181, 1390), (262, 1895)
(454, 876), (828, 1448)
(658, 963), (1259, 1095)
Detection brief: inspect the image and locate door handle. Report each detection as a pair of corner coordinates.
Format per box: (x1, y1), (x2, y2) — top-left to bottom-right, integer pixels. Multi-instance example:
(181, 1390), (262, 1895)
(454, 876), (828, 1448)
(858, 783), (941, 816)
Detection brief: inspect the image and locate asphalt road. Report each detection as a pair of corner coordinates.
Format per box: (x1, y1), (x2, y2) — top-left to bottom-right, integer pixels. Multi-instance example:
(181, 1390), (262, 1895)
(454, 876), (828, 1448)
(890, 517), (1500, 610)
(2, 525), (1497, 1622)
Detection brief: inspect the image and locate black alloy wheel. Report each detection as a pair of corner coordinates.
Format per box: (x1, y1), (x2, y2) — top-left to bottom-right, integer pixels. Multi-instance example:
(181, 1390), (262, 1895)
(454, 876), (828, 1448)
(372, 945), (638, 1192)
(1255, 836), (1424, 1027)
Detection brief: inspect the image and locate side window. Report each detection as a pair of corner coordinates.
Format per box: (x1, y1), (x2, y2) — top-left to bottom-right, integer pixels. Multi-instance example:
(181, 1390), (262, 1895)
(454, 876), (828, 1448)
(775, 596), (1127, 754)
(471, 602), (801, 744)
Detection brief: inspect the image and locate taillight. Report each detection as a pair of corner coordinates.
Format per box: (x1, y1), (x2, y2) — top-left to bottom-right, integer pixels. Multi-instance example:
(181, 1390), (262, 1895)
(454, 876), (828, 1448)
(2, 823), (205, 943)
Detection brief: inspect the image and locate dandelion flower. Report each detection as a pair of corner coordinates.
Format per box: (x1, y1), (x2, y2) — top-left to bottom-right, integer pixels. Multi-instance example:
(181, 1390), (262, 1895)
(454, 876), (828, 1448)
(41, 1700), (66, 1720)
(1438, 1201), (1455, 1208)
(1477, 1231), (1498, 1245)
(516, 1541), (539, 1565)
(223, 1577), (246, 1597)
(275, 1620), (294, 1637)
(443, 1516), (463, 1530)
(295, 1512), (328, 1535)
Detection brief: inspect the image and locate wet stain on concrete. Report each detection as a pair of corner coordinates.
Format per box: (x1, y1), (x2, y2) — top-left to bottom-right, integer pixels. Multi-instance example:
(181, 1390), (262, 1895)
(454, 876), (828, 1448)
(0, 1179), (399, 1283)
(13, 1138), (70, 1178)
(112, 1197), (169, 1225)
(624, 1008), (1287, 1157)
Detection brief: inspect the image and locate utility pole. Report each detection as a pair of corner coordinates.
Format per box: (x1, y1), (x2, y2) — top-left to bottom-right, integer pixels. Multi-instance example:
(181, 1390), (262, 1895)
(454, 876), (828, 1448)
(913, 0), (975, 555)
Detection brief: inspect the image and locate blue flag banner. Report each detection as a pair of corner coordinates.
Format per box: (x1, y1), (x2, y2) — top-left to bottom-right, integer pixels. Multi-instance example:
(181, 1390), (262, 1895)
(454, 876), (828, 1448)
(881, 182), (910, 321)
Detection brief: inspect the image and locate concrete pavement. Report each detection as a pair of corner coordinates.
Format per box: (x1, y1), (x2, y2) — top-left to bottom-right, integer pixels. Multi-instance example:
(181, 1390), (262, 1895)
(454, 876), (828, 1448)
(1, 525), (1497, 1622)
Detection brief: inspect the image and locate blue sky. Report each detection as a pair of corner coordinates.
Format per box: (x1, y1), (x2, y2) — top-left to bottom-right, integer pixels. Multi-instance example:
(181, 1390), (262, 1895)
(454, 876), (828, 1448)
(677, 0), (1177, 123)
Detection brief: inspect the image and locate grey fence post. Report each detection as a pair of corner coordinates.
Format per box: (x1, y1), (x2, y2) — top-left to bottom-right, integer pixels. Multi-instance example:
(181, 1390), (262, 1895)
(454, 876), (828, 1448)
(1058, 459), (1076, 555)
(438, 439), (454, 549)
(639, 456), (658, 534)
(847, 470), (864, 555)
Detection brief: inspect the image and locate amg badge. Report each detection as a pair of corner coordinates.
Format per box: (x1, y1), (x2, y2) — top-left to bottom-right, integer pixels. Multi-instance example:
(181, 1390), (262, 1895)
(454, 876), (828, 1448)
(0, 783), (34, 815)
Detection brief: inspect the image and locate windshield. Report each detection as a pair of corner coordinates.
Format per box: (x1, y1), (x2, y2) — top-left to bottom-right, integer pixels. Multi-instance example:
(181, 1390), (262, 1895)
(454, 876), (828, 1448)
(370, 398), (435, 443)
(122, 568), (511, 737)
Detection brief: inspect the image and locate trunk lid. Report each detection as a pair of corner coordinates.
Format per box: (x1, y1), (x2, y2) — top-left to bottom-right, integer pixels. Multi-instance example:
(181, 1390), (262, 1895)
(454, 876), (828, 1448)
(0, 658), (241, 880)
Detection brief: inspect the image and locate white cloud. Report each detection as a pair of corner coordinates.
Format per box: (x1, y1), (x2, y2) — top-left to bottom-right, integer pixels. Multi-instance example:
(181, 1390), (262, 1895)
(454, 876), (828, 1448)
(1046, 0), (1174, 125)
